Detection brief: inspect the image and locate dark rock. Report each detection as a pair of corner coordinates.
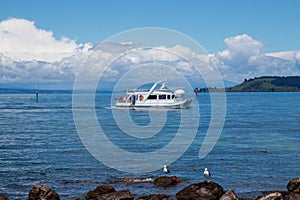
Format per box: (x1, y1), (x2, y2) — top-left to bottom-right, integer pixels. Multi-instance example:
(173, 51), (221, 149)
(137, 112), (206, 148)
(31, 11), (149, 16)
(153, 176), (182, 187)
(256, 192), (283, 200)
(86, 184), (116, 200)
(136, 194), (172, 200)
(287, 177), (300, 193)
(28, 184), (60, 200)
(288, 192), (300, 200)
(220, 189), (238, 200)
(0, 193), (9, 200)
(176, 181), (224, 200)
(100, 190), (134, 200)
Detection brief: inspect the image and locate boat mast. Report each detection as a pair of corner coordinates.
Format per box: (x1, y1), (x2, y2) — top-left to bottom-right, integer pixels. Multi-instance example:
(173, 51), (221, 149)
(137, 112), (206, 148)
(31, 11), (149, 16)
(143, 80), (160, 100)
(143, 75), (167, 100)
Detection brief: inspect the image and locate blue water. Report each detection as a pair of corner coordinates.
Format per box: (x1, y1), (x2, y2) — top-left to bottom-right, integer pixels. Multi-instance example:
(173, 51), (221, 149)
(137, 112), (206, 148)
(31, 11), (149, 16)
(0, 92), (300, 199)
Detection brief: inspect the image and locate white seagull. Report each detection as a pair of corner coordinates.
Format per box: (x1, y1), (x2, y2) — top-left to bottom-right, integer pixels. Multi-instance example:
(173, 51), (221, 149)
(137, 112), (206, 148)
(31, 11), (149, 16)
(203, 168), (211, 181)
(163, 165), (170, 174)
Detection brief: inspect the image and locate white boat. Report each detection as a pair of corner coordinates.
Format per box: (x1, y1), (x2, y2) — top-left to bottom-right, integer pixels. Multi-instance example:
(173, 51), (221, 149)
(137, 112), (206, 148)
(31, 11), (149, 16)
(115, 79), (192, 109)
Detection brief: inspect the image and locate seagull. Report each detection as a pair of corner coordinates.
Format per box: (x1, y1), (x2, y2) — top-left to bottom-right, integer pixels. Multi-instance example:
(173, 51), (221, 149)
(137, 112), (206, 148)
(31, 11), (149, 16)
(163, 165), (170, 174)
(203, 168), (211, 181)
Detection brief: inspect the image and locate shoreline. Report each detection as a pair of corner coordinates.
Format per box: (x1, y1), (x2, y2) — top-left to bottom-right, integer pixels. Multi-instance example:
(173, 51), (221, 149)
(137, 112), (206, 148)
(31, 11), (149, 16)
(1, 176), (299, 200)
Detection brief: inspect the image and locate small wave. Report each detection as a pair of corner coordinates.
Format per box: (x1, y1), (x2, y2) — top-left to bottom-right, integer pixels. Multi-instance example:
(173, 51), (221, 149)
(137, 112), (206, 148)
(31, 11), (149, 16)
(110, 106), (183, 112)
(104, 106), (114, 110)
(119, 177), (154, 183)
(109, 106), (135, 110)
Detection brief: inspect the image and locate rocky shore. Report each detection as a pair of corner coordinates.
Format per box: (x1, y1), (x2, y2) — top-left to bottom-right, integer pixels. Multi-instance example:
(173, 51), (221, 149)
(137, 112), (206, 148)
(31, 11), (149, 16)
(1, 176), (300, 200)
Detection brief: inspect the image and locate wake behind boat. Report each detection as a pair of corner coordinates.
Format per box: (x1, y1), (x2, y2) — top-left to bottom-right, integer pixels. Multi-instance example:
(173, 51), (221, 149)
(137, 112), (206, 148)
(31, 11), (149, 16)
(115, 79), (192, 109)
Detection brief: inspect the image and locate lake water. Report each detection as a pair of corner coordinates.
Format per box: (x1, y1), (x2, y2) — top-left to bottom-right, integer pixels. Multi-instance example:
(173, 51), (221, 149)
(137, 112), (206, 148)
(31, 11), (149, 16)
(0, 92), (299, 199)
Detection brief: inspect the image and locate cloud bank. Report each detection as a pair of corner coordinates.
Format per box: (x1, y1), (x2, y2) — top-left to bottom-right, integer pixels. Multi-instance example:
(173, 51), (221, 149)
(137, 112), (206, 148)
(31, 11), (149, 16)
(0, 18), (92, 86)
(0, 18), (92, 62)
(213, 34), (300, 82)
(0, 18), (299, 89)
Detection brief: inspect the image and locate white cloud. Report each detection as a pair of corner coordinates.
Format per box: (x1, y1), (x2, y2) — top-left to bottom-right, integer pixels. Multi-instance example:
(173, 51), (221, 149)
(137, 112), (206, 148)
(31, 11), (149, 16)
(1, 19), (300, 89)
(213, 34), (300, 83)
(95, 44), (204, 80)
(0, 53), (81, 84)
(0, 18), (91, 62)
(216, 34), (264, 67)
(266, 51), (297, 61)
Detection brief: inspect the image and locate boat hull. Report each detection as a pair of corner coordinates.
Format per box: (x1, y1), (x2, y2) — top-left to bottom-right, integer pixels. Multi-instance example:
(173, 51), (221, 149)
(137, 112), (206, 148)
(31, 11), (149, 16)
(115, 98), (192, 109)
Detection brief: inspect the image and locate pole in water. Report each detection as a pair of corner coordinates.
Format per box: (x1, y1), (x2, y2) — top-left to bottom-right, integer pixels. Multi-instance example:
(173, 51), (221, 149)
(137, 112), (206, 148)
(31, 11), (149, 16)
(35, 90), (39, 102)
(34, 84), (39, 103)
(194, 87), (199, 100)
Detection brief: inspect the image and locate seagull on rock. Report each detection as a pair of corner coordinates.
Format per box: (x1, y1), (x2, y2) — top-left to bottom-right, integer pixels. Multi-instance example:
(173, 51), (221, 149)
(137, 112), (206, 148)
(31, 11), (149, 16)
(163, 165), (170, 174)
(203, 168), (211, 181)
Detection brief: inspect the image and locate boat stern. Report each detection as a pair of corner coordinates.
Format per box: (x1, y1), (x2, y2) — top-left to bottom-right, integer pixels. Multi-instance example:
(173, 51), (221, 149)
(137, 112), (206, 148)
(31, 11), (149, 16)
(182, 98), (193, 108)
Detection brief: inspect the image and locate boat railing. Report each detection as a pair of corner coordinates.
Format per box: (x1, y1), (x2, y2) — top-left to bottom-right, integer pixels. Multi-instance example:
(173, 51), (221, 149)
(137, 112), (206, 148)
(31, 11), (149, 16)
(127, 89), (150, 93)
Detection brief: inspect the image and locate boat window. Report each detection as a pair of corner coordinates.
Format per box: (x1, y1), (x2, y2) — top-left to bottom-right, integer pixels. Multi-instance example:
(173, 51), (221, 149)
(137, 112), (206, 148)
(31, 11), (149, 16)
(159, 95), (166, 99)
(148, 95), (157, 100)
(167, 95), (171, 99)
(172, 95), (175, 99)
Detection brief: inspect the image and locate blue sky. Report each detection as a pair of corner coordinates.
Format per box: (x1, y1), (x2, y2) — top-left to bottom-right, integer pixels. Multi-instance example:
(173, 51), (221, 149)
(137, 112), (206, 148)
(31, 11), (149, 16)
(0, 0), (300, 89)
(1, 0), (299, 53)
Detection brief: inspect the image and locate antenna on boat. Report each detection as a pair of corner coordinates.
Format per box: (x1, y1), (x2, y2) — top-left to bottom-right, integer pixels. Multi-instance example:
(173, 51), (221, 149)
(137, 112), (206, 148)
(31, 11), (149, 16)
(160, 71), (167, 89)
(161, 68), (165, 80)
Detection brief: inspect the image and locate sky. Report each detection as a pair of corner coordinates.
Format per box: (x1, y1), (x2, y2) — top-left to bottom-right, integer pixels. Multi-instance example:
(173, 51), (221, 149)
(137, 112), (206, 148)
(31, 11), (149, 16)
(0, 0), (300, 89)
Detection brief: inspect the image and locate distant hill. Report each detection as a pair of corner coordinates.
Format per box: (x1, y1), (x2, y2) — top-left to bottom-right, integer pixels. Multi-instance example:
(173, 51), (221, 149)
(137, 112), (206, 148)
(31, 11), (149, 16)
(0, 88), (72, 94)
(226, 76), (300, 92)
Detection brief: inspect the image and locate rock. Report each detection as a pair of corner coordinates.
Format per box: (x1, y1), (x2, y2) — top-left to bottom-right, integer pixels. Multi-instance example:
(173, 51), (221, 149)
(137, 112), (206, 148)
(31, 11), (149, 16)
(287, 177), (300, 193)
(153, 176), (182, 187)
(256, 192), (283, 200)
(220, 189), (238, 200)
(288, 192), (300, 200)
(28, 184), (60, 200)
(100, 190), (134, 200)
(0, 193), (9, 200)
(176, 181), (224, 200)
(136, 194), (172, 200)
(86, 184), (116, 200)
